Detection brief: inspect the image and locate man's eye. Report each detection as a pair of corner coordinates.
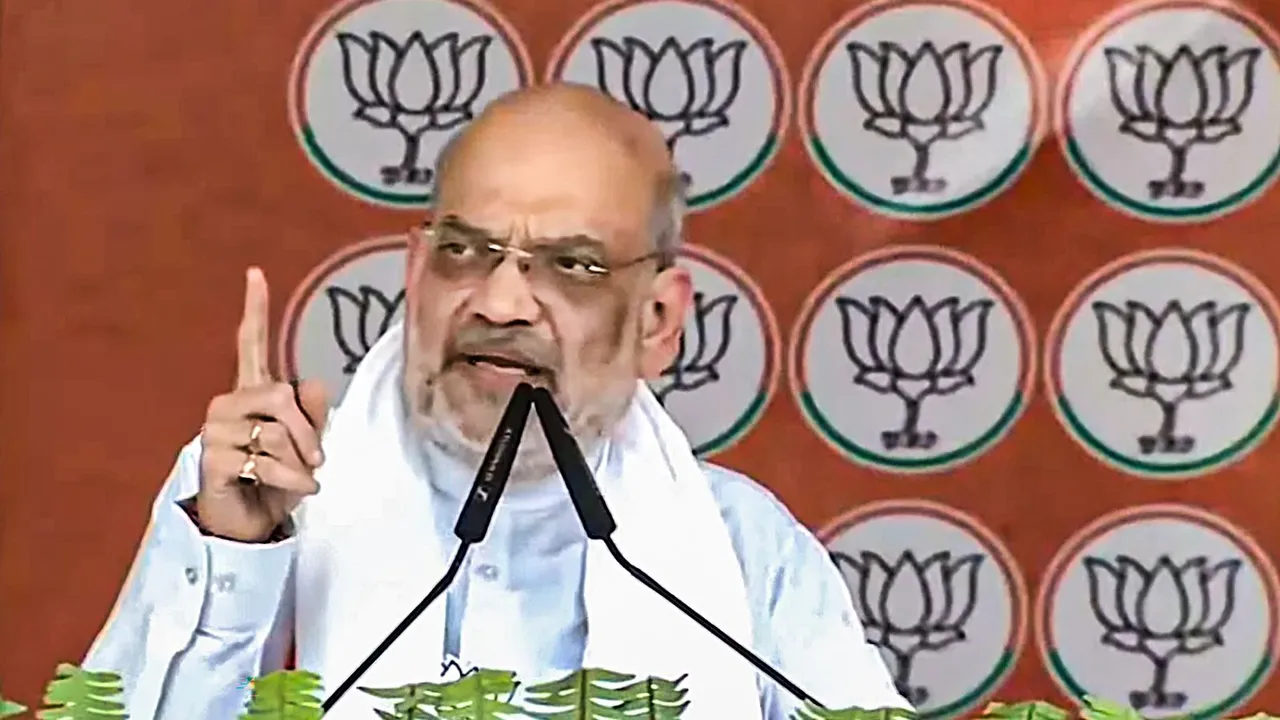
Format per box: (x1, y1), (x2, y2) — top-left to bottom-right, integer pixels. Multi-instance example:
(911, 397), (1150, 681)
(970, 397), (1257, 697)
(437, 241), (473, 257)
(553, 253), (606, 276)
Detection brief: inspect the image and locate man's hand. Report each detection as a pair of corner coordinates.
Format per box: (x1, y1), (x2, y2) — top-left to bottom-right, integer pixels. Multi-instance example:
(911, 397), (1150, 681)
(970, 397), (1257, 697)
(195, 267), (329, 542)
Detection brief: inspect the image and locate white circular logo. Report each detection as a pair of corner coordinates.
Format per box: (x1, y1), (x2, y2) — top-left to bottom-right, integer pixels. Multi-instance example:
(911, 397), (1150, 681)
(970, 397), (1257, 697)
(289, 0), (532, 208)
(546, 0), (790, 211)
(789, 246), (1036, 473)
(799, 0), (1046, 219)
(649, 245), (779, 456)
(1046, 249), (1280, 478)
(1056, 0), (1280, 222)
(820, 500), (1027, 719)
(1037, 504), (1279, 718)
(279, 236), (408, 404)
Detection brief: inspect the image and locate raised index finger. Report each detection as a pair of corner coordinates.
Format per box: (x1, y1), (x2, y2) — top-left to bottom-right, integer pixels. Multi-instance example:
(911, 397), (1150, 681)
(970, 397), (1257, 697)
(236, 267), (272, 389)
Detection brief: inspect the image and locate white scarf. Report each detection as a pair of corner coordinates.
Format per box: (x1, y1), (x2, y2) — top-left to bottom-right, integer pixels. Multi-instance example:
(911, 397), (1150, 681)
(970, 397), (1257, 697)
(292, 323), (762, 719)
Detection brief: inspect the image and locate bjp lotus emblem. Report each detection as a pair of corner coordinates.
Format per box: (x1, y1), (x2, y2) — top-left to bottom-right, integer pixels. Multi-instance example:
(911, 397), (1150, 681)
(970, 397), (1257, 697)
(833, 549), (984, 705)
(591, 36), (746, 155)
(837, 295), (995, 450)
(1104, 45), (1261, 200)
(847, 41), (1003, 194)
(1093, 299), (1250, 454)
(337, 31), (492, 185)
(289, 0), (531, 208)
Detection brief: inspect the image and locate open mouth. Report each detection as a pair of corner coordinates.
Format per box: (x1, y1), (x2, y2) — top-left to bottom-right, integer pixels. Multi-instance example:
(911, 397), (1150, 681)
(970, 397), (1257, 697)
(462, 354), (547, 378)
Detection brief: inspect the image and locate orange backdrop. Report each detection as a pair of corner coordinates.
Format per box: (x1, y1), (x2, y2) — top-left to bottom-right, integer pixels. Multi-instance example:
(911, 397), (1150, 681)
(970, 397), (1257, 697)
(2, 0), (1279, 717)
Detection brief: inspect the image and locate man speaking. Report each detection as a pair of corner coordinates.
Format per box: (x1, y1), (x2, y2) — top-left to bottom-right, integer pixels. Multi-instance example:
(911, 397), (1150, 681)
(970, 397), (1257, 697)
(84, 84), (909, 719)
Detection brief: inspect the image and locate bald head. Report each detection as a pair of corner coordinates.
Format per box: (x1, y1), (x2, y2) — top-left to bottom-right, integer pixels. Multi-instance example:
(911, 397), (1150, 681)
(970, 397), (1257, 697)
(439, 84), (671, 185)
(433, 83), (685, 263)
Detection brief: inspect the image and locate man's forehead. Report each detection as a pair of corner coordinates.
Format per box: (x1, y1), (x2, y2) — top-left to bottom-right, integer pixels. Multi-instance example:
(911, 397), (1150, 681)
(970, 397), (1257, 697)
(433, 86), (669, 244)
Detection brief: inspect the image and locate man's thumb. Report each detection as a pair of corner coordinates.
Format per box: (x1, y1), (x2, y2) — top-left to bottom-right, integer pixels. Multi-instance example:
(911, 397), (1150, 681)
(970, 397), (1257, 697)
(294, 378), (330, 433)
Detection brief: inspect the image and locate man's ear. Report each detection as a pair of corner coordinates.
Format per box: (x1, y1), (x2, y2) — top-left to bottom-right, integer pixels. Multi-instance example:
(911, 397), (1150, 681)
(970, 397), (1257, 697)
(639, 266), (692, 379)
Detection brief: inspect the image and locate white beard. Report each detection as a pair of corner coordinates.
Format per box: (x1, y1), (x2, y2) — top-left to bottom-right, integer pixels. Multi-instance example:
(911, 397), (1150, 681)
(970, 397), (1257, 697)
(401, 332), (631, 484)
(412, 401), (562, 486)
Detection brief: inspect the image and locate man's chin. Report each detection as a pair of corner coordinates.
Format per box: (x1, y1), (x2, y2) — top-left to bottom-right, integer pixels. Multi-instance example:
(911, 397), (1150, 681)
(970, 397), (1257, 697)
(431, 373), (524, 445)
(417, 405), (557, 482)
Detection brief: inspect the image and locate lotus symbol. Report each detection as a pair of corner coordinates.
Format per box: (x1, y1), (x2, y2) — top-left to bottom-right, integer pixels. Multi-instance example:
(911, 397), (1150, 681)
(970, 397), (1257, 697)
(832, 550), (983, 705)
(591, 36), (745, 182)
(1104, 44), (1261, 200)
(1084, 554), (1241, 710)
(847, 41), (1003, 195)
(337, 31), (493, 186)
(1093, 300), (1249, 454)
(653, 291), (737, 405)
(326, 285), (406, 374)
(837, 295), (994, 450)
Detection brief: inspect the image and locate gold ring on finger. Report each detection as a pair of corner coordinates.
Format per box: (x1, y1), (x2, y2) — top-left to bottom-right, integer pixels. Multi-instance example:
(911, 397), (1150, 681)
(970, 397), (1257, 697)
(246, 421), (264, 455)
(238, 455), (259, 483)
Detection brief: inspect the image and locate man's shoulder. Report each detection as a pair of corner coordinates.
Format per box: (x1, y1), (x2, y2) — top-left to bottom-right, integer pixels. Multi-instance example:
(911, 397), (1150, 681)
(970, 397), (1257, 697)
(698, 461), (818, 570)
(700, 462), (796, 524)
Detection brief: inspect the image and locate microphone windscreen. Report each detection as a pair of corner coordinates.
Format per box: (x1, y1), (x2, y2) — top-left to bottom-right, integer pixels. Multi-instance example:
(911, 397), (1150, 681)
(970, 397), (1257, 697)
(531, 387), (616, 539)
(453, 382), (534, 542)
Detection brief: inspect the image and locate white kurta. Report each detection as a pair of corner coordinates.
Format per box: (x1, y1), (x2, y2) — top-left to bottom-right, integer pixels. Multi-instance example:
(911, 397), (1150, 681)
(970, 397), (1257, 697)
(84, 324), (909, 720)
(84, 433), (908, 719)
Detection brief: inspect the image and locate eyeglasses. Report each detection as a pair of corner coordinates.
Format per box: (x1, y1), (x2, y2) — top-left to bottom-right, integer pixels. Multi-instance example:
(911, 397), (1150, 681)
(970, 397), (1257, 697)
(411, 216), (667, 294)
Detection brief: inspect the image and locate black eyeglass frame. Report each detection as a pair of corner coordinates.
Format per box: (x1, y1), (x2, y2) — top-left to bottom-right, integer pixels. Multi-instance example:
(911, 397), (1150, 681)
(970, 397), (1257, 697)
(412, 216), (675, 278)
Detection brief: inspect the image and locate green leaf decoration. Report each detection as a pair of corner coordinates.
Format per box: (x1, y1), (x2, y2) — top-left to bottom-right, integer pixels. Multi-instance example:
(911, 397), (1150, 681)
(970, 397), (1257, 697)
(433, 669), (524, 719)
(361, 681), (449, 719)
(36, 663), (126, 719)
(238, 669), (323, 720)
(1079, 695), (1144, 720)
(0, 692), (27, 719)
(363, 669), (522, 719)
(612, 675), (690, 718)
(22, 660), (1280, 718)
(977, 700), (1073, 720)
(524, 668), (659, 719)
(790, 703), (917, 719)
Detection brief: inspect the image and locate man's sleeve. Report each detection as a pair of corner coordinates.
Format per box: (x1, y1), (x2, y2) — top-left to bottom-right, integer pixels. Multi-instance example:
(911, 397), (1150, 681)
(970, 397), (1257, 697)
(82, 437), (297, 720)
(765, 527), (911, 717)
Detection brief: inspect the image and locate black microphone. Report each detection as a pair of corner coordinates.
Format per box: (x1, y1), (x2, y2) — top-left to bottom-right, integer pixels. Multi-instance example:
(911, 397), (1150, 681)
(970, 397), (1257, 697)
(529, 387), (825, 710)
(322, 381), (535, 713)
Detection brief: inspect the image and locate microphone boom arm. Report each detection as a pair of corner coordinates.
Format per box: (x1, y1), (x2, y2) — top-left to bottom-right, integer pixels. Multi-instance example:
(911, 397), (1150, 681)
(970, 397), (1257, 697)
(321, 543), (470, 711)
(529, 386), (826, 711)
(601, 536), (825, 709)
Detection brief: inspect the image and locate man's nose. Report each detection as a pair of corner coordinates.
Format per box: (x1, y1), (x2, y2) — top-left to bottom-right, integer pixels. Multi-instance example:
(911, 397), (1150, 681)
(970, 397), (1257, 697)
(469, 256), (541, 325)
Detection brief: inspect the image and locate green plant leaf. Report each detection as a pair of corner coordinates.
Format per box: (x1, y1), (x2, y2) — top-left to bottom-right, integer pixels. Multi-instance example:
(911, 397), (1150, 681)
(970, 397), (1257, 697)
(977, 700), (1073, 720)
(434, 669), (524, 719)
(524, 668), (653, 719)
(35, 663), (126, 719)
(789, 703), (917, 719)
(1079, 695), (1144, 720)
(0, 694), (27, 720)
(612, 675), (690, 718)
(363, 670), (523, 719)
(238, 669), (323, 720)
(361, 680), (449, 719)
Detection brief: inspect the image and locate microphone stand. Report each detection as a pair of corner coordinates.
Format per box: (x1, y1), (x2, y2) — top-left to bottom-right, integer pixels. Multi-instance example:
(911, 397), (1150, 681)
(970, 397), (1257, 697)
(529, 387), (825, 710)
(321, 382), (535, 714)
(599, 537), (823, 708)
